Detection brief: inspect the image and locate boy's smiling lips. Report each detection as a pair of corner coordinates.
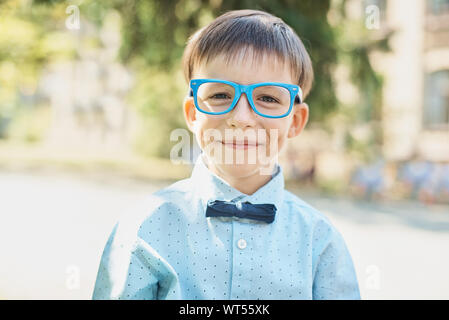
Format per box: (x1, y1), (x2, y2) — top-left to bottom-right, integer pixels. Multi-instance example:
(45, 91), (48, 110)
(221, 140), (262, 148)
(218, 131), (268, 148)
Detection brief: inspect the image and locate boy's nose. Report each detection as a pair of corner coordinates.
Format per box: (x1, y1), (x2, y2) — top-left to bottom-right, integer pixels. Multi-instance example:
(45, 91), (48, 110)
(227, 93), (257, 127)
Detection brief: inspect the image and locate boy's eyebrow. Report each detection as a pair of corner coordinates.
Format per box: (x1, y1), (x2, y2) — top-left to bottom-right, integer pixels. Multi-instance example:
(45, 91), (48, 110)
(194, 76), (238, 84)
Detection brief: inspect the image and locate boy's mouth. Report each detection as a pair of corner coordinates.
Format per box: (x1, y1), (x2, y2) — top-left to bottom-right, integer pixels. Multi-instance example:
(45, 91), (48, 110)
(221, 140), (261, 148)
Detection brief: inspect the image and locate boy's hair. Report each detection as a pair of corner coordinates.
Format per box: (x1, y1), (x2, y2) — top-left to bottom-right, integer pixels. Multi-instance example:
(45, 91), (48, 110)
(182, 9), (314, 100)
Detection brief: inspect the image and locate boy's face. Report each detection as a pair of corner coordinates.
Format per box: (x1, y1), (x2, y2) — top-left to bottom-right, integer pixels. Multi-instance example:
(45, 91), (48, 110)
(183, 49), (309, 179)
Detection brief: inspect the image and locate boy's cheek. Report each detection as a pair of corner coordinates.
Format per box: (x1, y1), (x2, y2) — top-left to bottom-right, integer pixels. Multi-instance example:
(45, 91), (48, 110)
(266, 126), (288, 141)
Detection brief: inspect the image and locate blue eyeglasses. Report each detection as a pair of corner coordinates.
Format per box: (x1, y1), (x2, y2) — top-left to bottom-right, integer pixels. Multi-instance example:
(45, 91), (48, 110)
(189, 78), (303, 118)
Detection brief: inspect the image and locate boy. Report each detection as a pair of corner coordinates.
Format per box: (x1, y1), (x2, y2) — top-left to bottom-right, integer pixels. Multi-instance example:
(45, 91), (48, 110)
(92, 9), (360, 300)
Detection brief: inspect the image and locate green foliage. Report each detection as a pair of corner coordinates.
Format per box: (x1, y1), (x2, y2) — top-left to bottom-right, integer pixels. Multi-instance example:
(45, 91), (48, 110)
(327, 0), (392, 161)
(0, 0), (75, 135)
(127, 61), (188, 157)
(6, 105), (51, 143)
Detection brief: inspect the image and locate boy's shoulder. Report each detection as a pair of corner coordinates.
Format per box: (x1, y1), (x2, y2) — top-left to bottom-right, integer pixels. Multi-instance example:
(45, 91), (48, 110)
(152, 176), (193, 198)
(283, 189), (349, 250)
(113, 177), (195, 230)
(283, 189), (335, 227)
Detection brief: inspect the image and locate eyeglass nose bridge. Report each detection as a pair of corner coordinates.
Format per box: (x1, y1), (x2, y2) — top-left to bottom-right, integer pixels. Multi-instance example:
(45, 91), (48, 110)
(230, 84), (254, 111)
(238, 84), (251, 94)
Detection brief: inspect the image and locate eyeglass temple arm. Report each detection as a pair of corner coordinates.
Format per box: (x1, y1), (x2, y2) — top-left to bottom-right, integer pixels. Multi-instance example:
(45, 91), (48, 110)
(295, 95), (301, 104)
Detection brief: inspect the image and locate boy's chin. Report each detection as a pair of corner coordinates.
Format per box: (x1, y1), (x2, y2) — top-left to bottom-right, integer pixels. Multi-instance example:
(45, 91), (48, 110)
(214, 161), (274, 178)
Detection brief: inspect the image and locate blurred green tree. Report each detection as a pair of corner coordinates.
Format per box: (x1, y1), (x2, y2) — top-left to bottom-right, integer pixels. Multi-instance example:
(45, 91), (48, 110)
(331, 0), (392, 163)
(0, 0), (75, 140)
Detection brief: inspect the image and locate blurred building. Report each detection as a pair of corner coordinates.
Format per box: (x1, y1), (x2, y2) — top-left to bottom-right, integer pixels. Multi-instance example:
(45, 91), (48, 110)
(283, 0), (449, 188)
(361, 0), (449, 161)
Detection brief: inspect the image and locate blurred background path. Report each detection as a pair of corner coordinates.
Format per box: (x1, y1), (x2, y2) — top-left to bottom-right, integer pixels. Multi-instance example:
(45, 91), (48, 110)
(1, 168), (448, 300)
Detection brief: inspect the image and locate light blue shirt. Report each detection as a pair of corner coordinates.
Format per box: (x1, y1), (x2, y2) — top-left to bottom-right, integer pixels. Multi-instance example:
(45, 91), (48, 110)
(92, 153), (361, 300)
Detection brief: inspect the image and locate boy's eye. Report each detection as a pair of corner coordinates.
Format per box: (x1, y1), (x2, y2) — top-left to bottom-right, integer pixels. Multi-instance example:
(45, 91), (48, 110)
(259, 95), (279, 103)
(210, 93), (231, 100)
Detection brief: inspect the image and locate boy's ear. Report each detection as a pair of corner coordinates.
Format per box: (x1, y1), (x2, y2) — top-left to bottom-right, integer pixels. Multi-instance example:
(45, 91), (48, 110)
(287, 102), (309, 139)
(183, 96), (197, 133)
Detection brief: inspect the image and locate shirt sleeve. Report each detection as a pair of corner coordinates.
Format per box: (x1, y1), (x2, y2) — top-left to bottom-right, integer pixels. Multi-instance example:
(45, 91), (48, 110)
(92, 204), (182, 300)
(312, 221), (361, 300)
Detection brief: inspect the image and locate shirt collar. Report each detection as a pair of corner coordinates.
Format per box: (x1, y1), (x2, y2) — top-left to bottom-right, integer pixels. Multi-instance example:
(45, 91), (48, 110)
(190, 152), (285, 216)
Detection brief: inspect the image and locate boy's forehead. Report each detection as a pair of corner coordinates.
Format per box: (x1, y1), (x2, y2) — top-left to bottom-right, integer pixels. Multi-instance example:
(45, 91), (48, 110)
(194, 49), (295, 84)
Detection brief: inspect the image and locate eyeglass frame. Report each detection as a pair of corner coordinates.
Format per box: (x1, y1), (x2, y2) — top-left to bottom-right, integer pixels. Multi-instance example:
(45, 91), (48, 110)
(189, 78), (303, 119)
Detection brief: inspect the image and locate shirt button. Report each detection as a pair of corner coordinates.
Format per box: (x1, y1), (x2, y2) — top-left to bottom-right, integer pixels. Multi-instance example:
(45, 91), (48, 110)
(237, 238), (247, 250)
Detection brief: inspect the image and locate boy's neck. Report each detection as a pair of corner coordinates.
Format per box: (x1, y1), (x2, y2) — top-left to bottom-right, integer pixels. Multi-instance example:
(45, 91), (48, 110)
(202, 154), (277, 196)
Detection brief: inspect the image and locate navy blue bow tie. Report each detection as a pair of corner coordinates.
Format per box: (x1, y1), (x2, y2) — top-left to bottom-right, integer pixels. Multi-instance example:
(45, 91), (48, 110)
(206, 199), (277, 223)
